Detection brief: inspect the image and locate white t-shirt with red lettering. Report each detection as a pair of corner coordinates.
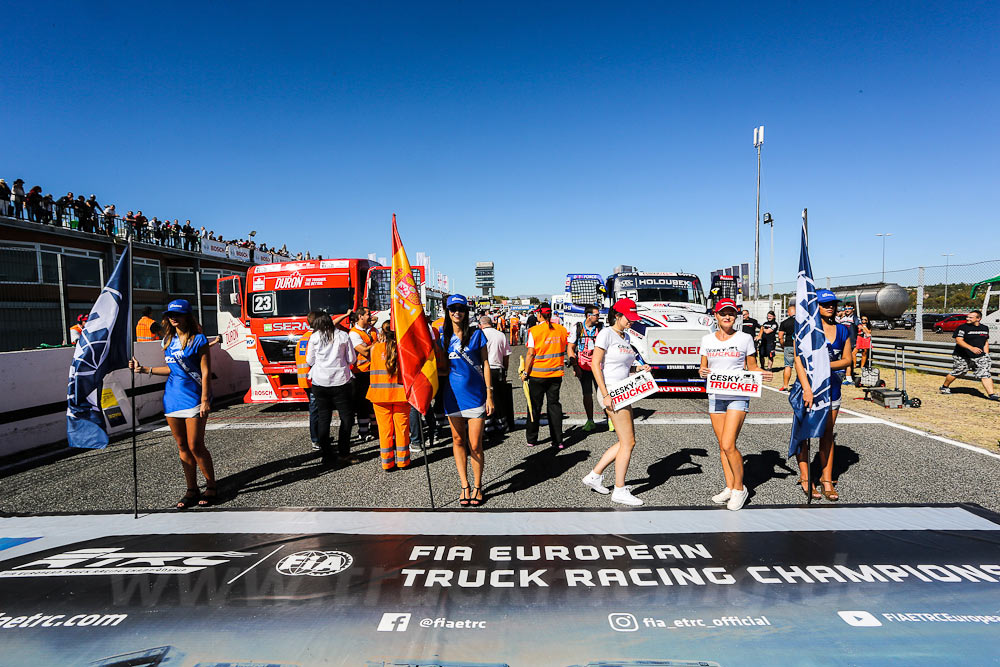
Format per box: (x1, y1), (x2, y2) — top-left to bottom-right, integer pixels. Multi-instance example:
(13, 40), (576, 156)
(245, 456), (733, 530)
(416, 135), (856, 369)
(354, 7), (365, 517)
(700, 331), (756, 375)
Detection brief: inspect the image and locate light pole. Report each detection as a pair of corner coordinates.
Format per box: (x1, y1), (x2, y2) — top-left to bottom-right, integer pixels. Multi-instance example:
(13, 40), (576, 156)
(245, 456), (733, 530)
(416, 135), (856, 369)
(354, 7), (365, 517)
(763, 212), (774, 310)
(753, 125), (764, 302)
(875, 233), (892, 283)
(941, 253), (955, 312)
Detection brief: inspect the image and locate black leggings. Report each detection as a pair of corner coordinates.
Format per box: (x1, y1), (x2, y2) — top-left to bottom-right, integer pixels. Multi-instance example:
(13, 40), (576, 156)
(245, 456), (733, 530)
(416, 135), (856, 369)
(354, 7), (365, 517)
(313, 381), (355, 456)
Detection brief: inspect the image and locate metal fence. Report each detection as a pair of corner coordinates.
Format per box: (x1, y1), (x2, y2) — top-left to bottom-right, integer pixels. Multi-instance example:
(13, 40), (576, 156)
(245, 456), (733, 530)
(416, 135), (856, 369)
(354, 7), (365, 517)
(767, 259), (1000, 316)
(871, 337), (1000, 380)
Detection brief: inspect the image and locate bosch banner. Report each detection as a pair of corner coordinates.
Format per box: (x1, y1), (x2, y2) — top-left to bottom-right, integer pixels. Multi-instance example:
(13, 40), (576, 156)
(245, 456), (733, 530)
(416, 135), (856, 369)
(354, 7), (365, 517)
(706, 371), (763, 398)
(1, 506), (999, 665)
(605, 370), (658, 410)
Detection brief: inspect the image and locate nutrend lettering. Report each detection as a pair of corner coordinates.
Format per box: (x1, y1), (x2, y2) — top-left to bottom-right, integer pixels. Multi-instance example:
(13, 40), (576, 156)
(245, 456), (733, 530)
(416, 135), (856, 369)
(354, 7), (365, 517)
(0, 611), (128, 629)
(0, 547), (257, 577)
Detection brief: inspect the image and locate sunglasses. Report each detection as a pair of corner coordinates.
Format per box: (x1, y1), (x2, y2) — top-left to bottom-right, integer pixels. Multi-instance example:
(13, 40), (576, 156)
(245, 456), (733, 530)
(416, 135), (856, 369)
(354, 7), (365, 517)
(448, 306), (467, 313)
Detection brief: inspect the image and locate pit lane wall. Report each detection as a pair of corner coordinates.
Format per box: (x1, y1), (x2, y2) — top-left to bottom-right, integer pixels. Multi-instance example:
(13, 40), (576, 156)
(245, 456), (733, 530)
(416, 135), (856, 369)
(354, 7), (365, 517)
(0, 343), (250, 459)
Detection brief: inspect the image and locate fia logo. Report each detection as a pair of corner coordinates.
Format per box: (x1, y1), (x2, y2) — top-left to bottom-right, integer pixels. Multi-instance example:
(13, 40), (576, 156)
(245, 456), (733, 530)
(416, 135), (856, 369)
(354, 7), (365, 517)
(274, 550), (353, 577)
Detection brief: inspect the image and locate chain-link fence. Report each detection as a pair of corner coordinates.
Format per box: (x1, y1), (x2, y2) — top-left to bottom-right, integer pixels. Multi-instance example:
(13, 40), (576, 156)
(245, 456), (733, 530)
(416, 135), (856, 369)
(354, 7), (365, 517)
(768, 259), (1000, 316)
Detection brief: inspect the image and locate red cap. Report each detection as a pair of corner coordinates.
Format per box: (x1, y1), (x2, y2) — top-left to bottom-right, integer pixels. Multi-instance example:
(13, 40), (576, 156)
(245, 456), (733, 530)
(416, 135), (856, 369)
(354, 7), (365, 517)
(714, 299), (739, 314)
(612, 298), (641, 322)
(538, 306), (552, 314)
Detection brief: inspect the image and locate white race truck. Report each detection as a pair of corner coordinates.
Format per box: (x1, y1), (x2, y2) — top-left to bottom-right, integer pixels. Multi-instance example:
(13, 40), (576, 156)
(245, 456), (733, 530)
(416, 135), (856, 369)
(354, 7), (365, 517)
(563, 269), (713, 394)
(970, 275), (1000, 345)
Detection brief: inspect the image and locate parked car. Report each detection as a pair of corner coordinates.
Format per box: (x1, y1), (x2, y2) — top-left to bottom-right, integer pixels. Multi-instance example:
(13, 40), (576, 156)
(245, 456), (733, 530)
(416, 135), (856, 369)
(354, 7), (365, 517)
(922, 313), (948, 327)
(933, 314), (970, 333)
(869, 319), (892, 330)
(899, 314), (915, 329)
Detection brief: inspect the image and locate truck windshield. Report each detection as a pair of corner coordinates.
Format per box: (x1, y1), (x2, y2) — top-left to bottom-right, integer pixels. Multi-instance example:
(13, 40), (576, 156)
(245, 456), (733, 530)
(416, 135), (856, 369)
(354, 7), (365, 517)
(615, 276), (704, 305)
(254, 288), (354, 318)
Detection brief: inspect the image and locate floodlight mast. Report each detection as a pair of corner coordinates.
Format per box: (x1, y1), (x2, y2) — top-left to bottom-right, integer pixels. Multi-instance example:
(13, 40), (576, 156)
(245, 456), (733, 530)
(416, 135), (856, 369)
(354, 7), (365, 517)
(753, 125), (764, 302)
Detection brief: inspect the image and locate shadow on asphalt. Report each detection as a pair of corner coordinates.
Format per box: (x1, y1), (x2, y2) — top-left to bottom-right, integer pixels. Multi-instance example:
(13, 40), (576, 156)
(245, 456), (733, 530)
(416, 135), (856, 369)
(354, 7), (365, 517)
(628, 447), (709, 495)
(483, 445), (589, 498)
(215, 451), (337, 501)
(743, 449), (797, 499)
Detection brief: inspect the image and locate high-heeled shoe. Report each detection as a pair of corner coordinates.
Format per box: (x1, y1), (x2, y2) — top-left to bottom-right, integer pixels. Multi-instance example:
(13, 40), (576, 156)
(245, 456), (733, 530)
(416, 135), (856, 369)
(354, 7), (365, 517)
(819, 479), (839, 502)
(799, 477), (821, 500)
(459, 485), (471, 507)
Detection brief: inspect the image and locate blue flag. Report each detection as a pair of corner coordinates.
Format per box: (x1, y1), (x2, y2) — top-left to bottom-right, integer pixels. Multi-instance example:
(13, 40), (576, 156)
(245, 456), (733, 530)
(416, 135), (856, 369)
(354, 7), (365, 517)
(67, 246), (131, 449)
(788, 222), (831, 457)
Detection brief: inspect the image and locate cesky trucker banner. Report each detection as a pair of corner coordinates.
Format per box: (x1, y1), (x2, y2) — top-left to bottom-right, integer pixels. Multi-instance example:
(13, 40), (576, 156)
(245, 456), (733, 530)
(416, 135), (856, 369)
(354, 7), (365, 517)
(1, 505), (999, 666)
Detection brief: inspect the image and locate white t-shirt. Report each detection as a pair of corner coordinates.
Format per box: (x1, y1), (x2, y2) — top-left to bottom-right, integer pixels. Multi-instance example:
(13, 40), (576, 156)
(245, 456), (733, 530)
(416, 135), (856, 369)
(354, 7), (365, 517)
(700, 331), (756, 375)
(306, 329), (357, 387)
(481, 326), (511, 369)
(595, 327), (636, 384)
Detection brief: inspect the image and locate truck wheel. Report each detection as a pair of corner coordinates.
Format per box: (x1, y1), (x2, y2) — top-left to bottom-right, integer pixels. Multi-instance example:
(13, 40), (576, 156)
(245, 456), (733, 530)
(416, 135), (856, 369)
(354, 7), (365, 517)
(877, 380), (886, 387)
(909, 397), (921, 408)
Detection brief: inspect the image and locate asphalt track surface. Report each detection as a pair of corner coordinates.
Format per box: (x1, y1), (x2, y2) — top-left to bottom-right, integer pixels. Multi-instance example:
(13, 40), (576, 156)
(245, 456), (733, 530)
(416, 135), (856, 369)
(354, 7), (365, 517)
(3, 346), (999, 515)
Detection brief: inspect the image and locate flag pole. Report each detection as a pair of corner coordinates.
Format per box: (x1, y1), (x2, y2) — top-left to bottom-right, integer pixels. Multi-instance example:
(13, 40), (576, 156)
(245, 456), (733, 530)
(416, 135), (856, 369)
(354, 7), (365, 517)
(128, 235), (139, 519)
(417, 414), (435, 510)
(801, 207), (814, 505)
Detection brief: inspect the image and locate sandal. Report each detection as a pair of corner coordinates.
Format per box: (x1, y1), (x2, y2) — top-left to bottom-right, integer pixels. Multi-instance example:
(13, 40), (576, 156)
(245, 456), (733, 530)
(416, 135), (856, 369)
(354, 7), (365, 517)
(198, 485), (218, 507)
(459, 485), (471, 507)
(799, 477), (821, 500)
(819, 479), (839, 502)
(469, 485), (484, 508)
(177, 488), (200, 510)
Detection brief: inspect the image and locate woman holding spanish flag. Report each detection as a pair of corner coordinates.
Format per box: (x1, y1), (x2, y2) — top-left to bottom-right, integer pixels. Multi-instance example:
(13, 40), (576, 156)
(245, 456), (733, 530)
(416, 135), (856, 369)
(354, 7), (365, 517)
(367, 321), (411, 471)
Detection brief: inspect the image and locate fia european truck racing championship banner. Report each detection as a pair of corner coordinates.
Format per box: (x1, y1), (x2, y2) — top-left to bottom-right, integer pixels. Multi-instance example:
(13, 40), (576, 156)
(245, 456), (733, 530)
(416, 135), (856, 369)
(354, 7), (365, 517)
(706, 371), (763, 398)
(1, 505), (999, 666)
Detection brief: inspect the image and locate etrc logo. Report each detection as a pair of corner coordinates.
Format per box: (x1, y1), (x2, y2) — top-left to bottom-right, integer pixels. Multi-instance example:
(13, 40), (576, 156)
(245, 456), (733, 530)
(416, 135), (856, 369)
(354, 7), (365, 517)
(0, 547), (256, 577)
(838, 610), (883, 627)
(275, 550), (353, 577)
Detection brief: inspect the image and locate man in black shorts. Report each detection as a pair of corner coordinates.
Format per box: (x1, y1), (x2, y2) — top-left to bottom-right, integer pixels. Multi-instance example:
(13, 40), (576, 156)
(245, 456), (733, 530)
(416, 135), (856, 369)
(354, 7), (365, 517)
(777, 304), (796, 391)
(567, 305), (603, 432)
(940, 310), (998, 400)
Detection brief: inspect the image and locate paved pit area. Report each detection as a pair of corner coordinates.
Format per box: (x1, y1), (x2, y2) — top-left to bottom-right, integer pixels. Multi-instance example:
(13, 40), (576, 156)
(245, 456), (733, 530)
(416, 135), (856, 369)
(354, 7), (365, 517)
(3, 353), (999, 514)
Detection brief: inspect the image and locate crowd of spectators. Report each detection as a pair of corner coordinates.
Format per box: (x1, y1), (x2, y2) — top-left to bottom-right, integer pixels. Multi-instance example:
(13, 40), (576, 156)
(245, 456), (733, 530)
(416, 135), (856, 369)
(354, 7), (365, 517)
(0, 176), (303, 260)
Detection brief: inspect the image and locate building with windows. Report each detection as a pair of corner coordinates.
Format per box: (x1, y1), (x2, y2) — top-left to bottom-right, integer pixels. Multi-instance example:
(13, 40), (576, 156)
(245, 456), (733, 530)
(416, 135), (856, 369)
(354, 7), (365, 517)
(475, 261), (494, 297)
(0, 216), (256, 352)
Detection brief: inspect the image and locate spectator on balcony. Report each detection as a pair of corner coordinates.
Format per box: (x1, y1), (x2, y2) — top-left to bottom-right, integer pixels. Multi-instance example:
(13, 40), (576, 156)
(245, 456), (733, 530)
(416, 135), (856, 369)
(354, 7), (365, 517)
(103, 204), (116, 236)
(124, 211), (136, 238)
(208, 230), (216, 240)
(74, 195), (94, 232)
(171, 220), (182, 248)
(199, 226), (207, 240)
(0, 179), (10, 217)
(87, 194), (102, 216)
(279, 244), (288, 255)
(42, 194), (54, 224)
(134, 210), (148, 241)
(25, 186), (42, 222)
(56, 192), (74, 227)
(11, 179), (25, 219)
(151, 217), (163, 245)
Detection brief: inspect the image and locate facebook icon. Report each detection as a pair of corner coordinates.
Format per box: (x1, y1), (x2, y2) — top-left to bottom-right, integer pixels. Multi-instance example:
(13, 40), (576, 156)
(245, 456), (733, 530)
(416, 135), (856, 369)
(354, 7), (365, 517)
(377, 612), (411, 632)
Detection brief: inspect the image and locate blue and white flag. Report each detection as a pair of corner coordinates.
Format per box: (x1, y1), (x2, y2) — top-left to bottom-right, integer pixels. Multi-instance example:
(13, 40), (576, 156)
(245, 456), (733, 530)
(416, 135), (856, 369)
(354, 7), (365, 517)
(788, 222), (831, 457)
(67, 246), (131, 449)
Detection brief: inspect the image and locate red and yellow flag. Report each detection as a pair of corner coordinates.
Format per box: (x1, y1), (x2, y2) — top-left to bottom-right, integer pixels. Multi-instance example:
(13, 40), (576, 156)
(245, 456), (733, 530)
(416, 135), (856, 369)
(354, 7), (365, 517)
(391, 214), (439, 414)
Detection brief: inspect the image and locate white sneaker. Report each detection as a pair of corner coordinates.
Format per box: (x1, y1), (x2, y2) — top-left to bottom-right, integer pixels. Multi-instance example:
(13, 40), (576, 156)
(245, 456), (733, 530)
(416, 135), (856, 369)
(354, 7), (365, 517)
(582, 472), (610, 495)
(611, 485), (643, 506)
(711, 487), (732, 504)
(726, 487), (748, 511)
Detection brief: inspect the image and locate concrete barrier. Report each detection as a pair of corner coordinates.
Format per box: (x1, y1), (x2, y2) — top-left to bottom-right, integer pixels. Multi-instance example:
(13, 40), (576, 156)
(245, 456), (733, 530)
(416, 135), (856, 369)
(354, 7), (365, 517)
(0, 343), (249, 459)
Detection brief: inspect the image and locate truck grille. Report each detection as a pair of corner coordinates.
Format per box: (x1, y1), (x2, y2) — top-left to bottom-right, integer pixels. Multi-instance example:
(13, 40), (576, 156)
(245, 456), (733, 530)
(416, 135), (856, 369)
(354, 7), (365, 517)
(259, 336), (299, 364)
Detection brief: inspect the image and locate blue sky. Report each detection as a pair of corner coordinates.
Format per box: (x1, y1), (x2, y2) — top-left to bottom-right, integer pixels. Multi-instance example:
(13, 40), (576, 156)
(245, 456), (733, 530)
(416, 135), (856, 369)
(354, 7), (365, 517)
(2, 1), (997, 296)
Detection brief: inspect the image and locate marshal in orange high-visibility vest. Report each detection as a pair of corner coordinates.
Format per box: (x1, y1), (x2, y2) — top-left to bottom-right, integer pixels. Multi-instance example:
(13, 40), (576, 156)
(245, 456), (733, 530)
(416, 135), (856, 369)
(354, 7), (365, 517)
(294, 330), (312, 389)
(350, 326), (375, 373)
(366, 341), (406, 403)
(527, 321), (569, 378)
(136, 315), (159, 341)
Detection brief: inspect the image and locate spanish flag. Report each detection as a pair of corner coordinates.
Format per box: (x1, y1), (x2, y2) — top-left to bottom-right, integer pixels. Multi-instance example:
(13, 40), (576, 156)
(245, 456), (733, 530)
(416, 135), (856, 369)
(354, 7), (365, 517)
(391, 214), (439, 414)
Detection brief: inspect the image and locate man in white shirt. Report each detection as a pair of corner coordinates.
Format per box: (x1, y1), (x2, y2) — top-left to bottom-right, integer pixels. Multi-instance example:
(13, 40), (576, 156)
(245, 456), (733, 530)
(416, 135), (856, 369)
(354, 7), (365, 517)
(480, 315), (512, 432)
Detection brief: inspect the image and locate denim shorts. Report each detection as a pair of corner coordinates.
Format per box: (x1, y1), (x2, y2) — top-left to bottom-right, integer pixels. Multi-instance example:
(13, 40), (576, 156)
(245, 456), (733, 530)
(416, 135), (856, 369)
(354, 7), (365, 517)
(783, 346), (796, 368)
(708, 395), (750, 414)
